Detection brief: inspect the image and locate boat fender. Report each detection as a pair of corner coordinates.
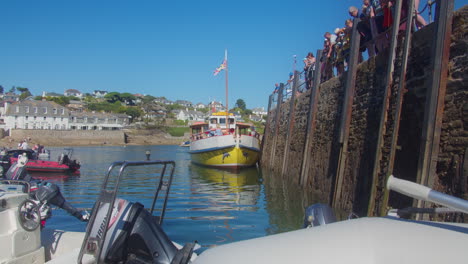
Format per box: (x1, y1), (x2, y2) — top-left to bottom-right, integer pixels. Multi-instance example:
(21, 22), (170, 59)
(303, 203), (337, 228)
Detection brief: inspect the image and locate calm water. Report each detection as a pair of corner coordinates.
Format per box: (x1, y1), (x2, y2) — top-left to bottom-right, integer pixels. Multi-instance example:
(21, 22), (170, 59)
(39, 145), (314, 250)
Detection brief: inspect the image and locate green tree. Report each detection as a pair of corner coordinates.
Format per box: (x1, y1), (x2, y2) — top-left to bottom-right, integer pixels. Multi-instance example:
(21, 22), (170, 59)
(235, 99), (246, 111)
(19, 91), (32, 100)
(34, 96), (43, 100)
(16, 87), (32, 100)
(142, 95), (156, 104)
(198, 107), (209, 114)
(120, 93), (136, 105)
(104, 92), (122, 103)
(125, 107), (143, 121)
(9, 86), (16, 93)
(49, 96), (70, 106)
(16, 87), (29, 93)
(166, 104), (184, 111)
(0, 85), (4, 94)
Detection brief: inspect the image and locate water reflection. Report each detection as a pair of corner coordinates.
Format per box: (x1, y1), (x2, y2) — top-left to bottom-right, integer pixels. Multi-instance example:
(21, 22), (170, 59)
(27, 171), (83, 183)
(189, 165), (261, 210)
(261, 169), (325, 234)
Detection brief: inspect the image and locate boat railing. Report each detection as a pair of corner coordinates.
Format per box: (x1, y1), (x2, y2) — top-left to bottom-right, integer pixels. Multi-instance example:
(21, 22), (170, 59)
(78, 160), (176, 264)
(190, 130), (259, 141)
(387, 175), (468, 215)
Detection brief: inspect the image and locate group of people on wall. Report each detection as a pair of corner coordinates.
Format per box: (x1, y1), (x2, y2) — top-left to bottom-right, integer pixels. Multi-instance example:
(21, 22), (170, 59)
(274, 0), (429, 94)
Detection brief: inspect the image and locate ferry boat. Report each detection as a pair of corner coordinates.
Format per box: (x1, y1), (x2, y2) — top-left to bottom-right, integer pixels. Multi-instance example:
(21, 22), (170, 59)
(189, 112), (260, 169)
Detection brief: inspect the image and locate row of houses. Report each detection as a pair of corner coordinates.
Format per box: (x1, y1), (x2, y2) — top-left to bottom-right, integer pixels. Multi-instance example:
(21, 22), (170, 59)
(0, 100), (129, 132)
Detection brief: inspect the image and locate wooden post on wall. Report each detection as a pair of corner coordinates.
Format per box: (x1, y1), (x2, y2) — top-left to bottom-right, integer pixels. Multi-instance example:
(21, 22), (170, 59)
(367, 0), (404, 216)
(281, 71), (299, 177)
(416, 0), (453, 214)
(332, 17), (361, 208)
(259, 94), (275, 166)
(269, 84), (284, 169)
(378, 0), (416, 215)
(300, 50), (323, 186)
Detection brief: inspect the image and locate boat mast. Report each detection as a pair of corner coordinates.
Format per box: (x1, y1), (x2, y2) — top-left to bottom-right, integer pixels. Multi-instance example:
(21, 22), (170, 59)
(225, 49), (229, 130)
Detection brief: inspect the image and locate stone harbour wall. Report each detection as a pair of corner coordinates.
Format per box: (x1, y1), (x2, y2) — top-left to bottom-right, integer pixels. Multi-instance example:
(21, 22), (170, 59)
(261, 6), (468, 217)
(7, 129), (125, 146)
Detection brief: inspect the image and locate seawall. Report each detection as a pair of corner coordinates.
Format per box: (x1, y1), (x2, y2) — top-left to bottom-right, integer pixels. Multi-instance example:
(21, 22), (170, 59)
(261, 5), (467, 218)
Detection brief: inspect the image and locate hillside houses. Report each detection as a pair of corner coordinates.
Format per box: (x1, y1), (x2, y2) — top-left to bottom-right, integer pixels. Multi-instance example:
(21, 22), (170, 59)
(172, 109), (205, 122)
(3, 100), (129, 131)
(208, 101), (224, 112)
(175, 100), (192, 107)
(194, 102), (206, 109)
(0, 88), (266, 130)
(64, 89), (83, 98)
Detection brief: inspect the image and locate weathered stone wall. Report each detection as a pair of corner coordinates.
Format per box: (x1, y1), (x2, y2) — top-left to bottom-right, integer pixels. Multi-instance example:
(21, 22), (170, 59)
(262, 6), (468, 216)
(436, 7), (468, 202)
(8, 129), (125, 146)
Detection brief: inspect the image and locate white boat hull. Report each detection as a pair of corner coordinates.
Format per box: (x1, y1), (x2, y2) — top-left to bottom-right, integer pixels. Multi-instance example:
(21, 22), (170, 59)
(193, 217), (468, 264)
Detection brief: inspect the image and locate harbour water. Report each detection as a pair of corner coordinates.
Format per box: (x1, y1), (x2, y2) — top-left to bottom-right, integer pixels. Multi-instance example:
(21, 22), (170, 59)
(41, 145), (315, 250)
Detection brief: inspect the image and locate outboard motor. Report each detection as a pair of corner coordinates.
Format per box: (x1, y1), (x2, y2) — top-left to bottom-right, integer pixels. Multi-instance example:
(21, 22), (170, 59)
(79, 160), (195, 264)
(4, 155), (31, 181)
(4, 154), (89, 223)
(303, 203), (337, 228)
(34, 182), (89, 222)
(85, 198), (183, 263)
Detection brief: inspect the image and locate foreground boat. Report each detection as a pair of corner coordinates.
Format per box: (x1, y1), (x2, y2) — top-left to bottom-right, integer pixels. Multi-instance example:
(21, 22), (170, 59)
(1, 157), (467, 263)
(189, 112), (260, 169)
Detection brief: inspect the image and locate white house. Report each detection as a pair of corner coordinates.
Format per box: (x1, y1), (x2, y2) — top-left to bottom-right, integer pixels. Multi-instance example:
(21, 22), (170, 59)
(172, 109), (205, 122)
(175, 100), (193, 107)
(4, 100), (129, 132)
(194, 102), (206, 109)
(252, 107), (267, 116)
(69, 111), (129, 130)
(64, 89), (83, 98)
(5, 100), (69, 130)
(208, 101), (224, 112)
(93, 90), (108, 98)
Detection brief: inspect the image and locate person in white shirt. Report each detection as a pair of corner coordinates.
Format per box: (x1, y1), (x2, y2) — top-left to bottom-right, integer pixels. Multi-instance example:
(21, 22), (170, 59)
(20, 141), (29, 150)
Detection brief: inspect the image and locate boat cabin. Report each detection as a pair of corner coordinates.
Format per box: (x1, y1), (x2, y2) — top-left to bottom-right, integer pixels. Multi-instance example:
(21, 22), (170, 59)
(190, 113), (259, 141)
(208, 112), (235, 130)
(236, 122), (259, 137)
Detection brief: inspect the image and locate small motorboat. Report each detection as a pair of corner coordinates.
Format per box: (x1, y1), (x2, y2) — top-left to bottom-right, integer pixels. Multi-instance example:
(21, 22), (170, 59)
(3, 148), (81, 173)
(180, 140), (191, 147)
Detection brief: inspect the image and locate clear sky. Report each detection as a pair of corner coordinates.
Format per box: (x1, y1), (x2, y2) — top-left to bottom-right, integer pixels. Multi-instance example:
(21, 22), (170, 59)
(1, 0), (465, 110)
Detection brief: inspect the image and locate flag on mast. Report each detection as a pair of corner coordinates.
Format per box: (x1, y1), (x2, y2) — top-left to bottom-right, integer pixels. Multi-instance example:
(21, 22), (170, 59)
(213, 50), (228, 76)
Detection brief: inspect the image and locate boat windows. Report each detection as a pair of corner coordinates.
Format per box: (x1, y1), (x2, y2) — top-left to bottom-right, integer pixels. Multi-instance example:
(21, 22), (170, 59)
(210, 118), (218, 124)
(219, 118), (226, 124)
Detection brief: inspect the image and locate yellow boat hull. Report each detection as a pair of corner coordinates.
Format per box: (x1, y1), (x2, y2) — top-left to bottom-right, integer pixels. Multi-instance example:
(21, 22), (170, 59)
(190, 146), (259, 168)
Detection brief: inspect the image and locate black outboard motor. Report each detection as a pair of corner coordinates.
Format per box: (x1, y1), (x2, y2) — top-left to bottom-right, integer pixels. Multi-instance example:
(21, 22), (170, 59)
(4, 154), (88, 222)
(34, 182), (89, 222)
(303, 203), (337, 228)
(86, 198), (183, 263)
(4, 161), (31, 181)
(79, 160), (195, 264)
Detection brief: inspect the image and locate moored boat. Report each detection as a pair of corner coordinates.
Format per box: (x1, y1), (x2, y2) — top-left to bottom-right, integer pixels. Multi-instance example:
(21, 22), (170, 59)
(180, 140), (191, 147)
(2, 148), (81, 173)
(189, 112), (260, 169)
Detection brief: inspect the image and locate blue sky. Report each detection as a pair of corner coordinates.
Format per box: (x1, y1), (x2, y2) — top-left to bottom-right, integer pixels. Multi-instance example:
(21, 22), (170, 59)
(1, 1), (465, 110)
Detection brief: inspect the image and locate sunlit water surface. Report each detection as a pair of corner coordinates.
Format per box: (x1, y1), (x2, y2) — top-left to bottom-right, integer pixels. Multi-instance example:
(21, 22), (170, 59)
(41, 145), (316, 250)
